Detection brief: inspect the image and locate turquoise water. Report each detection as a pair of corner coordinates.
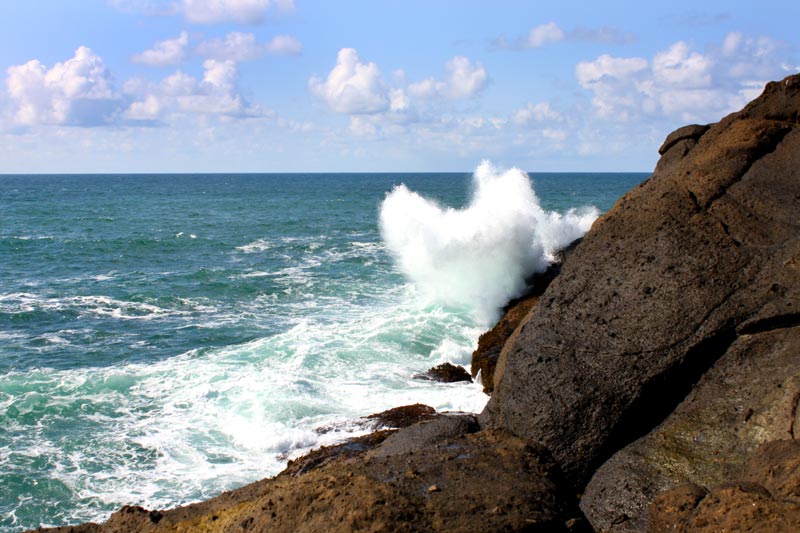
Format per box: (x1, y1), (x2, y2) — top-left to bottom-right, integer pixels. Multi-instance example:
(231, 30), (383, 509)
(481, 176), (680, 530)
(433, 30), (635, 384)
(0, 171), (646, 531)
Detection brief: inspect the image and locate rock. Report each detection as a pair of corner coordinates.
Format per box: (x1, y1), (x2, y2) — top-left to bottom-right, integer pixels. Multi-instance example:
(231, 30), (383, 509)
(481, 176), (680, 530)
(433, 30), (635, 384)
(281, 430), (396, 477)
(415, 363), (472, 383)
(368, 414), (479, 459)
(482, 72), (800, 492)
(471, 244), (579, 394)
(744, 439), (800, 499)
(37, 430), (584, 533)
(364, 403), (437, 429)
(581, 326), (800, 531)
(471, 295), (540, 394)
(283, 405), (439, 477)
(650, 441), (800, 531)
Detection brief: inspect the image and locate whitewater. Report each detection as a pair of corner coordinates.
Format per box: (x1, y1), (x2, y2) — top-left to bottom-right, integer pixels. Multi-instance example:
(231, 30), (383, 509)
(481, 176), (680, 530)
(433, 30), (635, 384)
(0, 166), (645, 531)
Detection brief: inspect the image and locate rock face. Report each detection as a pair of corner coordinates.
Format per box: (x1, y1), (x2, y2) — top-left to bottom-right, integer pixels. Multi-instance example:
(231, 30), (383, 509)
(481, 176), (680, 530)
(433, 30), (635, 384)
(581, 326), (800, 531)
(482, 73), (800, 495)
(471, 247), (576, 394)
(649, 440), (800, 532)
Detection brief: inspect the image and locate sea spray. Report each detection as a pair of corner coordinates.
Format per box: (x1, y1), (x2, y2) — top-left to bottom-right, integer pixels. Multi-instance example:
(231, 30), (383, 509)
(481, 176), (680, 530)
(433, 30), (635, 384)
(380, 161), (599, 323)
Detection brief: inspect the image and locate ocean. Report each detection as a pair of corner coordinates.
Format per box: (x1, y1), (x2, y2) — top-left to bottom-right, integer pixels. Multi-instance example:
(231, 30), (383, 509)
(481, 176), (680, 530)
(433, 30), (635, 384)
(0, 166), (647, 531)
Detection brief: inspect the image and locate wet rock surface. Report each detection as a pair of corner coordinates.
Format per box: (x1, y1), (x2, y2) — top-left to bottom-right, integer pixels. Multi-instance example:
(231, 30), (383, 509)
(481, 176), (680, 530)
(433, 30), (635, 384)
(471, 248), (575, 394)
(364, 403), (437, 429)
(414, 363), (472, 383)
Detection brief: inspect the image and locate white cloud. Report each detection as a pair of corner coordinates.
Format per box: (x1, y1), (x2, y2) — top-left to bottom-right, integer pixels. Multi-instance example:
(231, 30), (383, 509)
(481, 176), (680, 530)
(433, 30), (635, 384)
(389, 88), (410, 112)
(496, 23), (635, 50)
(124, 59), (263, 120)
(512, 102), (562, 125)
(6, 46), (122, 127)
(197, 32), (263, 61)
(408, 56), (488, 100)
(576, 54), (649, 86)
(575, 33), (792, 123)
(196, 32), (300, 61)
(652, 41), (712, 87)
(542, 128), (567, 141)
(264, 35), (302, 55)
(180, 0), (294, 24)
(444, 56), (489, 99)
(569, 26), (636, 44)
(133, 32), (189, 66)
(528, 22), (565, 47)
(349, 116), (378, 137)
(309, 48), (389, 114)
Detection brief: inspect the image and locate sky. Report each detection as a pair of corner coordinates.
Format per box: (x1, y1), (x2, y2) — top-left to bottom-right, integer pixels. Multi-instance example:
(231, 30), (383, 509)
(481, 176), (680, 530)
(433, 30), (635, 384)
(0, 0), (797, 173)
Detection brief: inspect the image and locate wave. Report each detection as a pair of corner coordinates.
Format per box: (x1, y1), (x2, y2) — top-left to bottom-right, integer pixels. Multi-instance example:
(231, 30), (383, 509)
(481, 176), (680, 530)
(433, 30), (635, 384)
(380, 161), (598, 323)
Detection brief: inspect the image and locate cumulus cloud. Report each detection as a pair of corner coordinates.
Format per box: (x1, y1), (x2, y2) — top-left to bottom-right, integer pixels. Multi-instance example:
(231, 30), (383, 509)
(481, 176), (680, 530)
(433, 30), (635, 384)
(309, 48), (389, 114)
(408, 56), (488, 100)
(6, 46), (122, 127)
(575, 33), (794, 123)
(512, 102), (562, 125)
(181, 0), (294, 24)
(527, 22), (565, 47)
(133, 32), (189, 66)
(264, 35), (302, 55)
(196, 32), (301, 61)
(124, 59), (263, 120)
(113, 0), (295, 24)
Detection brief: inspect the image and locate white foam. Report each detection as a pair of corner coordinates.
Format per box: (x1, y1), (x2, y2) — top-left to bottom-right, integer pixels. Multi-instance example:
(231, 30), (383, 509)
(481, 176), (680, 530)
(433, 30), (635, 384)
(0, 293), (200, 321)
(380, 161), (598, 323)
(235, 238), (272, 253)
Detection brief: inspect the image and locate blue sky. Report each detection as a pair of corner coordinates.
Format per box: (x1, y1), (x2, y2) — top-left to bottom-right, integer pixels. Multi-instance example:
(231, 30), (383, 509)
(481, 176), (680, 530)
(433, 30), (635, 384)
(0, 0), (797, 173)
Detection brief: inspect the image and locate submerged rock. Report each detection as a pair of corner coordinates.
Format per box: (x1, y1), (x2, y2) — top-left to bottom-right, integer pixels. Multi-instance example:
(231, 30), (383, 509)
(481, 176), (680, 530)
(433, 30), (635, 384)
(415, 363), (472, 383)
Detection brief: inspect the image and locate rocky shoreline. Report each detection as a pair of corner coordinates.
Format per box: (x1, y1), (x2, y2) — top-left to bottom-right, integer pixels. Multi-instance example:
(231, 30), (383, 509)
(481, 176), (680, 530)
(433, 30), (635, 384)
(33, 73), (800, 532)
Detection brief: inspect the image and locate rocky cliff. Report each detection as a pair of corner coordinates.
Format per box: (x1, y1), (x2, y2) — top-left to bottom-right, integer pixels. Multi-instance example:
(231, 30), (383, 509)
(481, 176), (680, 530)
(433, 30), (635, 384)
(484, 72), (800, 530)
(33, 73), (800, 532)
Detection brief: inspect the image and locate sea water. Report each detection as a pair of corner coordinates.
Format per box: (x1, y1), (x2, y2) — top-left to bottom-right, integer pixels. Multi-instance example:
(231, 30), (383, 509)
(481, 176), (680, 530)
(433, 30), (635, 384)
(0, 166), (646, 531)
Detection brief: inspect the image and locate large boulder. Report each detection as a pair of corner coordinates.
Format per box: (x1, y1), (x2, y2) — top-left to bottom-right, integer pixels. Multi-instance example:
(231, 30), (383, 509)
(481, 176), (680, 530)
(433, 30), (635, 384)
(581, 326), (800, 531)
(482, 73), (800, 490)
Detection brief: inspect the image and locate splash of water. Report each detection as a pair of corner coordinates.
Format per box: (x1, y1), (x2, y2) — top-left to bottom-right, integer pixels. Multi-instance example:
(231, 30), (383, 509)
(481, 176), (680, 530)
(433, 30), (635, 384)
(380, 161), (598, 323)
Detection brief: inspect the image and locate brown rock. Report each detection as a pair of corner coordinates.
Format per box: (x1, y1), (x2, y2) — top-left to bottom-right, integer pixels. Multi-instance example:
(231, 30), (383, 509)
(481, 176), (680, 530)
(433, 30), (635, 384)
(581, 326), (800, 531)
(415, 363), (472, 383)
(364, 403), (437, 429)
(482, 72), (800, 492)
(471, 247), (577, 394)
(35, 430), (584, 533)
(471, 294), (539, 394)
(650, 481), (800, 532)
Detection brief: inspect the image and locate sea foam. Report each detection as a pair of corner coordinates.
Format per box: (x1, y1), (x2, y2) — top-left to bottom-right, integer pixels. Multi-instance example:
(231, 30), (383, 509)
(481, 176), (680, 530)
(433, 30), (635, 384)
(380, 161), (599, 323)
